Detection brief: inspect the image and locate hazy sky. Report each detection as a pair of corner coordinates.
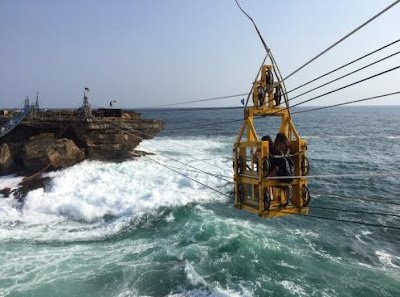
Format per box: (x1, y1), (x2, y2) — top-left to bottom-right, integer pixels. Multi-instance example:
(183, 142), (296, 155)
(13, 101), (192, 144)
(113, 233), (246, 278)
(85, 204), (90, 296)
(0, 0), (399, 108)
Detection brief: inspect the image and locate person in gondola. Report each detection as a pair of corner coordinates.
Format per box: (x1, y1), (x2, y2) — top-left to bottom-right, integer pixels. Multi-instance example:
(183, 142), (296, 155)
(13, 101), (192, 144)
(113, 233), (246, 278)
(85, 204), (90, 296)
(273, 132), (294, 205)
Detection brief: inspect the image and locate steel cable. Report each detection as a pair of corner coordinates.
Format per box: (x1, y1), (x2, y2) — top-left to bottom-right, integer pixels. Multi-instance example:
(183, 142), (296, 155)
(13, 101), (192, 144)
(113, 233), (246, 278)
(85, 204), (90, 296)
(286, 38), (400, 94)
(282, 0), (400, 81)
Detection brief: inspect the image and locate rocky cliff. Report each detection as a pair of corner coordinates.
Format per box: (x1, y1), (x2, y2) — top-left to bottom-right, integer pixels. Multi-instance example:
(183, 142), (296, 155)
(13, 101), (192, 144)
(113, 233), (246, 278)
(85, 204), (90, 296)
(0, 109), (164, 175)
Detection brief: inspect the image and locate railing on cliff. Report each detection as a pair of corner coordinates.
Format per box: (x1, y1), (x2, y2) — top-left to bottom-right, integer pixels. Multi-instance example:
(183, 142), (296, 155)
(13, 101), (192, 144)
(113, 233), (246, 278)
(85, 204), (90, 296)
(0, 105), (33, 138)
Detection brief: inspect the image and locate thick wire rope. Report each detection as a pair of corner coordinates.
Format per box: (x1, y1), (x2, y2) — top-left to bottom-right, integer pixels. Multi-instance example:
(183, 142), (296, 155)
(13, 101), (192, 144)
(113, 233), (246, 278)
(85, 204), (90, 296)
(156, 93), (247, 108)
(273, 64), (400, 112)
(137, 87), (399, 114)
(138, 106), (242, 112)
(282, 0), (400, 81)
(134, 38), (400, 110)
(117, 124), (230, 170)
(110, 122), (230, 173)
(314, 191), (400, 207)
(106, 118), (400, 229)
(234, 0), (291, 113)
(125, 114), (400, 215)
(291, 91), (400, 115)
(264, 171), (400, 180)
(103, 118), (400, 210)
(145, 151), (400, 219)
(286, 38), (400, 94)
(146, 159), (233, 180)
(160, 87), (400, 132)
(287, 50), (400, 102)
(311, 206), (400, 218)
(143, 150), (400, 231)
(104, 122), (232, 183)
(142, 54), (267, 109)
(269, 209), (400, 231)
(144, 155), (232, 198)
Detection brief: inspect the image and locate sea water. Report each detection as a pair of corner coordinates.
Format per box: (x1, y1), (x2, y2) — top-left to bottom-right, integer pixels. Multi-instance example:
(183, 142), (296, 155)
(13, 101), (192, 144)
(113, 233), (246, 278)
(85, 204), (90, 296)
(0, 106), (399, 296)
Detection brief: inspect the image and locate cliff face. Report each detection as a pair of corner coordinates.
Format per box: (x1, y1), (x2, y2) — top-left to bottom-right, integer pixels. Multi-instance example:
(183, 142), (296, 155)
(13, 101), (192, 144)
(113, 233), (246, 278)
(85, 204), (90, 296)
(23, 135), (85, 172)
(0, 109), (164, 175)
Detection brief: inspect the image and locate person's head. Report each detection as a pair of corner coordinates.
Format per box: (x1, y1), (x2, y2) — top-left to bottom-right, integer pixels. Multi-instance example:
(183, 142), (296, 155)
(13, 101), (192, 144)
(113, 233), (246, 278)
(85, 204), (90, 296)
(261, 135), (273, 149)
(275, 132), (289, 153)
(261, 135), (272, 143)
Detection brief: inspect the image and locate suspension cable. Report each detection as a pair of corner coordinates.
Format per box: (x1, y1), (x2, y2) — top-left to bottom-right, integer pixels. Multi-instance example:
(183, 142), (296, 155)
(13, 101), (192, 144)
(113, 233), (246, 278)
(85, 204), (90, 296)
(286, 38), (400, 94)
(282, 0), (400, 81)
(116, 124), (231, 171)
(111, 122), (230, 172)
(105, 122), (232, 183)
(269, 209), (400, 231)
(288, 50), (400, 102)
(134, 39), (400, 110)
(164, 88), (399, 132)
(106, 120), (400, 230)
(145, 155), (232, 198)
(314, 191), (400, 207)
(264, 171), (400, 180)
(311, 206), (400, 218)
(234, 0), (291, 113)
(286, 65), (400, 110)
(156, 93), (247, 108)
(149, 159), (233, 180)
(144, 153), (400, 231)
(291, 91), (400, 115)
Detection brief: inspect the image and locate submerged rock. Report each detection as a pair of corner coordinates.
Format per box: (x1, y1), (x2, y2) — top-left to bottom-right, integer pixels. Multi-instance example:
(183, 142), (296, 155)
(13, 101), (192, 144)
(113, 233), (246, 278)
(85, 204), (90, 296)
(0, 187), (11, 198)
(13, 177), (52, 200)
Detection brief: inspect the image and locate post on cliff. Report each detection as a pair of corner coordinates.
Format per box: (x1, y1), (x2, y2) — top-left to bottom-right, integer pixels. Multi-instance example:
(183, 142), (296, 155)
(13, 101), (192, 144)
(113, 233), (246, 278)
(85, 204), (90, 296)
(82, 87), (93, 119)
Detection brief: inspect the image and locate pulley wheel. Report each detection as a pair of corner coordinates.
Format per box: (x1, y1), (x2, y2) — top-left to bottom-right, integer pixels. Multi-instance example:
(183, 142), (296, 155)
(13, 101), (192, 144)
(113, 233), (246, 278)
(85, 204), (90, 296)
(301, 156), (310, 176)
(302, 185), (311, 206)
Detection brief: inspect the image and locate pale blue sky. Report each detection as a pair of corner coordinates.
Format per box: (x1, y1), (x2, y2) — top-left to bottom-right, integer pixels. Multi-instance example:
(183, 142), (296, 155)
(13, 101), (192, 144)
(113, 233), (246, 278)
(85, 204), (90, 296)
(0, 0), (399, 108)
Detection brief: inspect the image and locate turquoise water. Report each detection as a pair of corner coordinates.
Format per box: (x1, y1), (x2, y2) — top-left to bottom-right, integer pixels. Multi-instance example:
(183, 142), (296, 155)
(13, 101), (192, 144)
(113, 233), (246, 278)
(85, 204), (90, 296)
(0, 106), (399, 296)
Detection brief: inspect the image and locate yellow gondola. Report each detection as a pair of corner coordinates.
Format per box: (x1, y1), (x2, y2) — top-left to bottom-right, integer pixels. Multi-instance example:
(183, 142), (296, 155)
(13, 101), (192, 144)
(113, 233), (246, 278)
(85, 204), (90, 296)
(233, 65), (310, 218)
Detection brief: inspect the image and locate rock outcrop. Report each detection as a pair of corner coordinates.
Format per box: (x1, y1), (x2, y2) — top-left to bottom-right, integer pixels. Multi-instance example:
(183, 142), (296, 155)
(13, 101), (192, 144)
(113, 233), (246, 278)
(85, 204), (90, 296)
(0, 143), (15, 174)
(0, 109), (164, 176)
(23, 134), (85, 172)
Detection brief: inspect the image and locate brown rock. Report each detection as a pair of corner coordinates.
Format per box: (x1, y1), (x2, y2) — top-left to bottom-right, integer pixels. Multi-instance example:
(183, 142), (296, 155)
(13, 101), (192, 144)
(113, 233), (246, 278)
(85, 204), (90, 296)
(0, 143), (15, 173)
(23, 135), (85, 172)
(0, 187), (11, 198)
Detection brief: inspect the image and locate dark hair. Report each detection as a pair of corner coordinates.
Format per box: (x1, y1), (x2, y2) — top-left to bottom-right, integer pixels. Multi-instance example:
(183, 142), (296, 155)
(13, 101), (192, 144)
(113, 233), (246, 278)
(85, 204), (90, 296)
(261, 135), (272, 143)
(275, 132), (289, 154)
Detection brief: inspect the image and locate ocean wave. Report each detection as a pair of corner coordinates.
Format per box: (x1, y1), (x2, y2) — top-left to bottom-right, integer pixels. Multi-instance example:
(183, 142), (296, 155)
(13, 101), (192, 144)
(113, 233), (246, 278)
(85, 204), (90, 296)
(375, 250), (400, 269)
(0, 146), (230, 242)
(279, 280), (307, 296)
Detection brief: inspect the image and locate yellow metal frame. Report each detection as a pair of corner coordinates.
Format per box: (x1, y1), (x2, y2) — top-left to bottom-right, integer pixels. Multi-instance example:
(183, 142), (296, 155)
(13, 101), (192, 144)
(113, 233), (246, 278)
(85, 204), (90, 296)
(233, 65), (309, 218)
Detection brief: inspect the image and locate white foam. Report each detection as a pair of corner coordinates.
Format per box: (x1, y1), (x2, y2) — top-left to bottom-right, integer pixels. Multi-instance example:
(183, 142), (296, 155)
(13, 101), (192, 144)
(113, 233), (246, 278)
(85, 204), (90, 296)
(182, 262), (252, 297)
(357, 262), (373, 269)
(165, 212), (175, 222)
(280, 280), (307, 296)
(0, 175), (23, 194)
(277, 261), (297, 270)
(0, 137), (233, 242)
(185, 261), (207, 286)
(355, 230), (373, 244)
(168, 287), (248, 297)
(375, 250), (400, 268)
